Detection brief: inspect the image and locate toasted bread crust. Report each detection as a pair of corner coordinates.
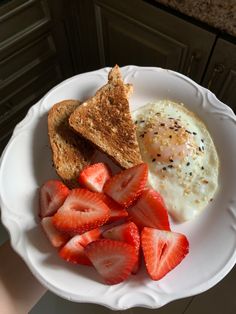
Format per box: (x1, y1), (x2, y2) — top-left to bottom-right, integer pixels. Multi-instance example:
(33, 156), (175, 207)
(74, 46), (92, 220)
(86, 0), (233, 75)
(69, 66), (142, 169)
(48, 100), (95, 187)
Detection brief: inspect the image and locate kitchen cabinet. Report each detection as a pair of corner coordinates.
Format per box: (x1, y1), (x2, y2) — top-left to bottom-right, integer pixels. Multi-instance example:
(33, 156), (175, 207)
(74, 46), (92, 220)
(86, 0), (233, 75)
(0, 0), (74, 153)
(202, 38), (236, 112)
(74, 0), (236, 111)
(93, 0), (216, 84)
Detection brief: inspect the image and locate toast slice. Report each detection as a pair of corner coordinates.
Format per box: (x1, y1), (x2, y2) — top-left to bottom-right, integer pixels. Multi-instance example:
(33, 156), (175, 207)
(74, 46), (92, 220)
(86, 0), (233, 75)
(48, 100), (95, 188)
(69, 65), (142, 169)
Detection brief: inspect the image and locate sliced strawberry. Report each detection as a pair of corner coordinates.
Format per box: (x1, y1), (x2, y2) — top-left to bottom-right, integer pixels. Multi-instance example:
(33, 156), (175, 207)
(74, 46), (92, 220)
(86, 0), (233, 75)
(52, 189), (110, 234)
(102, 222), (140, 255)
(75, 228), (102, 247)
(103, 221), (140, 274)
(78, 163), (111, 193)
(85, 239), (137, 285)
(141, 227), (189, 280)
(104, 163), (148, 207)
(96, 193), (128, 222)
(59, 228), (102, 265)
(128, 188), (170, 231)
(59, 236), (90, 265)
(41, 217), (70, 248)
(39, 180), (69, 218)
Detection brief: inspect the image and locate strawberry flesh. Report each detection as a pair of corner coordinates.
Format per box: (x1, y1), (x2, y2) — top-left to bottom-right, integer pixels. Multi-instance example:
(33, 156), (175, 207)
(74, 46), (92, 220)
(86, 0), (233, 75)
(59, 237), (90, 265)
(104, 163), (148, 207)
(96, 193), (128, 222)
(59, 228), (102, 265)
(77, 227), (102, 247)
(102, 221), (140, 255)
(41, 217), (70, 247)
(85, 239), (137, 285)
(52, 189), (110, 234)
(141, 227), (189, 280)
(103, 221), (140, 274)
(39, 180), (69, 218)
(128, 188), (170, 231)
(78, 163), (111, 193)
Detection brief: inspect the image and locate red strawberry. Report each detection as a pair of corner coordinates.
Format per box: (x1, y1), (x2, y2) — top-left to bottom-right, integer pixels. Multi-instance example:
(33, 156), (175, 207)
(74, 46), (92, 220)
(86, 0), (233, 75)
(52, 189), (110, 234)
(59, 228), (102, 265)
(75, 228), (102, 247)
(78, 163), (111, 193)
(41, 217), (70, 247)
(59, 237), (90, 265)
(85, 239), (137, 285)
(141, 227), (189, 280)
(96, 193), (128, 222)
(102, 222), (140, 255)
(128, 188), (170, 231)
(104, 163), (148, 207)
(39, 180), (69, 218)
(103, 221), (140, 274)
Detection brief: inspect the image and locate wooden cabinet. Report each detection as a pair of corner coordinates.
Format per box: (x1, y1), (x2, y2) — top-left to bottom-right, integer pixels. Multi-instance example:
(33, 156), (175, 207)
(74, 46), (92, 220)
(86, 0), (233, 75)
(202, 38), (236, 112)
(87, 0), (236, 112)
(93, 0), (216, 84)
(0, 0), (74, 153)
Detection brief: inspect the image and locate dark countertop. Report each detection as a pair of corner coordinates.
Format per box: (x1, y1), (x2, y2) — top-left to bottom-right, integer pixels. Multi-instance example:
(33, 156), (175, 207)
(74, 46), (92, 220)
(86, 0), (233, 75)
(155, 0), (236, 37)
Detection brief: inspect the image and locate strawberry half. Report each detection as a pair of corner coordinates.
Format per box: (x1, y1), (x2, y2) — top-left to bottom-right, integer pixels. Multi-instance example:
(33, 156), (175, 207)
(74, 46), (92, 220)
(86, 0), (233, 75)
(59, 237), (89, 265)
(102, 222), (140, 255)
(141, 227), (189, 280)
(103, 221), (140, 274)
(104, 163), (148, 207)
(76, 227), (102, 247)
(59, 228), (102, 265)
(39, 180), (69, 218)
(128, 188), (170, 231)
(85, 239), (137, 285)
(78, 163), (111, 193)
(52, 189), (110, 234)
(96, 193), (128, 222)
(41, 217), (70, 247)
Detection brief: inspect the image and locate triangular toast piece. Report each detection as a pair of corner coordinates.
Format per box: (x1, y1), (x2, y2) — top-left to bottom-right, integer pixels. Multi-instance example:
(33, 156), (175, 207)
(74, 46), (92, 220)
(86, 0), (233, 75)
(69, 66), (142, 169)
(48, 100), (95, 187)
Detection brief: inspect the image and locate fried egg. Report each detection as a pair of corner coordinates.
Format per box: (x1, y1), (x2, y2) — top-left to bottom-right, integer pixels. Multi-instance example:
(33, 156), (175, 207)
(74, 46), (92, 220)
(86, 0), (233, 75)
(132, 100), (219, 222)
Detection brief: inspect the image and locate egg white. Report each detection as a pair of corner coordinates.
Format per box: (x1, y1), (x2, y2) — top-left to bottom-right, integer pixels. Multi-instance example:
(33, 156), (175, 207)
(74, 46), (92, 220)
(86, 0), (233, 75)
(132, 100), (219, 222)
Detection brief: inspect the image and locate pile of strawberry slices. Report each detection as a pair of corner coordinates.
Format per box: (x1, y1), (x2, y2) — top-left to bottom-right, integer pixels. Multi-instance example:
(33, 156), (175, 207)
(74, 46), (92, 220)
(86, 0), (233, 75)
(39, 162), (189, 285)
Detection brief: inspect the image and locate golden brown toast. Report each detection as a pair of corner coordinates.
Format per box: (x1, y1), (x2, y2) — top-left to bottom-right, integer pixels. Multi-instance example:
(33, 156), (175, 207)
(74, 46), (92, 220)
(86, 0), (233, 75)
(69, 65), (142, 169)
(48, 100), (95, 187)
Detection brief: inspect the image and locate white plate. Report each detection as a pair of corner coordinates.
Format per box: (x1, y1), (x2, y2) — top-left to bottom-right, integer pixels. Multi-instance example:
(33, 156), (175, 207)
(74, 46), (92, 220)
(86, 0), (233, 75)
(0, 66), (236, 310)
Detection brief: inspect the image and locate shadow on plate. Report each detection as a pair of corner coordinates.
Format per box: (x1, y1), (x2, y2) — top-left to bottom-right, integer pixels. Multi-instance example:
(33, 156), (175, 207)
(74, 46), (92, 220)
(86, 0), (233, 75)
(31, 111), (59, 186)
(24, 225), (104, 283)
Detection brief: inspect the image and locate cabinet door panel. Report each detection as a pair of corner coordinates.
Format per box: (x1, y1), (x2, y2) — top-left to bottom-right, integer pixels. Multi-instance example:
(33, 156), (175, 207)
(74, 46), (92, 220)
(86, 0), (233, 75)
(97, 7), (187, 70)
(202, 38), (236, 112)
(94, 0), (216, 83)
(0, 0), (49, 43)
(0, 63), (62, 152)
(0, 0), (74, 154)
(0, 33), (56, 84)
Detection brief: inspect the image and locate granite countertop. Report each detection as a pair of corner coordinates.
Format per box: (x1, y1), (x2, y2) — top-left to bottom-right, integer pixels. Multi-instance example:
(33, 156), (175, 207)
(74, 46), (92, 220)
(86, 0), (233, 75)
(155, 0), (236, 37)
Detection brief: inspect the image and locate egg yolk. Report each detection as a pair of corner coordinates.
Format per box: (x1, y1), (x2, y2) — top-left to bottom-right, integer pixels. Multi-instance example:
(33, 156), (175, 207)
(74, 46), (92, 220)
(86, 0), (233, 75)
(143, 118), (195, 162)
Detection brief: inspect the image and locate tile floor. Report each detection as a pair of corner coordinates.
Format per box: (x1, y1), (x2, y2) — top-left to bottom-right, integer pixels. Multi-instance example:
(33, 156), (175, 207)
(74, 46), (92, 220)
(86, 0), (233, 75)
(0, 221), (235, 314)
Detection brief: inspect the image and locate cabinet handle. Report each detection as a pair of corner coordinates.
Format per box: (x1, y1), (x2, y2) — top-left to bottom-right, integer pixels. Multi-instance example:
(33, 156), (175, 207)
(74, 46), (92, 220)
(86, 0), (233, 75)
(187, 51), (201, 77)
(207, 63), (225, 89)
